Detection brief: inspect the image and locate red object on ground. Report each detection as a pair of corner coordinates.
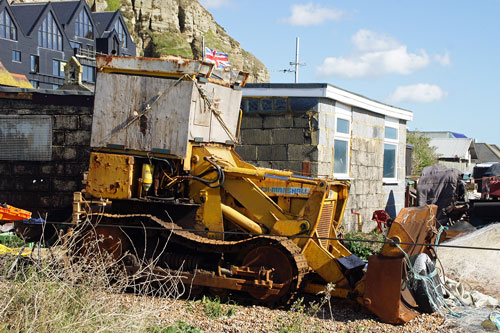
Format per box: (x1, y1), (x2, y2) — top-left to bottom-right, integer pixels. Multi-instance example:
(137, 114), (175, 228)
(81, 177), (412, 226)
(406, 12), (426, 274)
(372, 210), (391, 232)
(0, 204), (32, 221)
(487, 181), (500, 197)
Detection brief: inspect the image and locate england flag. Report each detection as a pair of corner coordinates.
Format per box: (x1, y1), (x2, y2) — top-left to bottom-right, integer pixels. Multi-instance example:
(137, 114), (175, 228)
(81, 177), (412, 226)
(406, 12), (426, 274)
(204, 47), (231, 68)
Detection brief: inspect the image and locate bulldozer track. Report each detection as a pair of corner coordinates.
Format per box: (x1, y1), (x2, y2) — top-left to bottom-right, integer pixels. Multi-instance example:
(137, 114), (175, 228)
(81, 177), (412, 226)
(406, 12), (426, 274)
(84, 212), (309, 304)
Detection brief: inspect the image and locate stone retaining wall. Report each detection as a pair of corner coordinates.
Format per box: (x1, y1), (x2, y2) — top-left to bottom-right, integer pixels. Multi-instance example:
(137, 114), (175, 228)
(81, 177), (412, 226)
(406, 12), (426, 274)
(0, 89), (94, 220)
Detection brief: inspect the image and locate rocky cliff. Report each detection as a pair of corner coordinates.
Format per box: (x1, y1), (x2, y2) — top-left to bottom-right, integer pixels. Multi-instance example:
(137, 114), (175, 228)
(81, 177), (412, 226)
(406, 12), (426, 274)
(92, 0), (270, 82)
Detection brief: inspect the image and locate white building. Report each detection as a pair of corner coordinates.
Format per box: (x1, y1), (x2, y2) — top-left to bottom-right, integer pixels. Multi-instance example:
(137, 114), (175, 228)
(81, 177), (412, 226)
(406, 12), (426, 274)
(238, 83), (413, 231)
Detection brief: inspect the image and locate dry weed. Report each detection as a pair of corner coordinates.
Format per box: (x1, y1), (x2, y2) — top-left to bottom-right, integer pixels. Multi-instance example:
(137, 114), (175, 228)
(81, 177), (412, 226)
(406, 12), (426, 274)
(0, 216), (186, 332)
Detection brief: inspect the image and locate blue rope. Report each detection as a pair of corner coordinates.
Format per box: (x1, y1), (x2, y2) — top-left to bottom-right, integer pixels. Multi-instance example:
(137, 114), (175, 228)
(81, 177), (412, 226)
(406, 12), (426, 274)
(395, 242), (463, 318)
(19, 218), (46, 225)
(435, 225), (448, 253)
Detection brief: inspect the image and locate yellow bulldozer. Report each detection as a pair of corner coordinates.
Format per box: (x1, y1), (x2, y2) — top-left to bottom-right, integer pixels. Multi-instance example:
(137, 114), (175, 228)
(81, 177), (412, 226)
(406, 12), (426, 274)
(69, 55), (441, 324)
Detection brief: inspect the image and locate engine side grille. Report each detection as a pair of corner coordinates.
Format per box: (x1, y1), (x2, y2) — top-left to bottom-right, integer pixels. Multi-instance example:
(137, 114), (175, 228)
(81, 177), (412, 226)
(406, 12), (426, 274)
(317, 202), (333, 248)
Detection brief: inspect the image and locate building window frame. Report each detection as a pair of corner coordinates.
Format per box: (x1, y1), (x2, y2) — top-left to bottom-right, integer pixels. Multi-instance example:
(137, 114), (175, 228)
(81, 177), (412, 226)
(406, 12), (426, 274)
(30, 55), (39, 73)
(75, 8), (93, 39)
(0, 9), (17, 41)
(383, 117), (399, 183)
(333, 102), (352, 178)
(81, 64), (95, 83)
(12, 50), (21, 62)
(114, 19), (127, 48)
(38, 12), (63, 51)
(52, 59), (66, 78)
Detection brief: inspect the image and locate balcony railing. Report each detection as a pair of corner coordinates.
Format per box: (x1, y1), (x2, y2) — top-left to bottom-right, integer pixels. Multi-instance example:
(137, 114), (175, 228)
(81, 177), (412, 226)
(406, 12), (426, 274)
(74, 47), (96, 59)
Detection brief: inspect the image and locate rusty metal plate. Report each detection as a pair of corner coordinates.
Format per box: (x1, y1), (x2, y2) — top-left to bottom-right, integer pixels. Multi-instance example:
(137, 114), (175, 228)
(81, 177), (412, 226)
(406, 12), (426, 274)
(86, 152), (135, 199)
(363, 255), (417, 324)
(96, 55), (214, 78)
(380, 205), (437, 257)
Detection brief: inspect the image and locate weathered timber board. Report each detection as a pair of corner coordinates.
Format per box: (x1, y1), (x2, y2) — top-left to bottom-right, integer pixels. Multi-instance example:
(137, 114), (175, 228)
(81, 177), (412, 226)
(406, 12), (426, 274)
(91, 73), (194, 156)
(91, 73), (243, 157)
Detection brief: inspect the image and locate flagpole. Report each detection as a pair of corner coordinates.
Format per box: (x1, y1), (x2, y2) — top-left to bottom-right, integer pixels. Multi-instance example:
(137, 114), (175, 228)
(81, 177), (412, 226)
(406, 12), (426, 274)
(202, 36), (205, 61)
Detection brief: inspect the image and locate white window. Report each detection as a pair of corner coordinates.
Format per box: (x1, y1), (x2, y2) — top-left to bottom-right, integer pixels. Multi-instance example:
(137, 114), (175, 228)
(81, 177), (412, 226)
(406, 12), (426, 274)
(383, 117), (399, 182)
(12, 50), (20, 62)
(30, 55), (39, 73)
(82, 65), (95, 82)
(333, 102), (351, 178)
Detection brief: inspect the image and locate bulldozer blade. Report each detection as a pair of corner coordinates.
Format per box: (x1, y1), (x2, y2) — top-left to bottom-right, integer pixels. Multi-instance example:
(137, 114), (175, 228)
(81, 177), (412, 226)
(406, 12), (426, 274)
(363, 255), (418, 324)
(380, 205), (438, 258)
(362, 205), (439, 324)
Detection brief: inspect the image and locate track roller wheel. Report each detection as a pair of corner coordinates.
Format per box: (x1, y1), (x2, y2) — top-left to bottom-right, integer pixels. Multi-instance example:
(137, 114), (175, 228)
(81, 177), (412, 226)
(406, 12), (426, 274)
(242, 245), (295, 303)
(209, 287), (229, 298)
(187, 285), (205, 297)
(71, 225), (130, 262)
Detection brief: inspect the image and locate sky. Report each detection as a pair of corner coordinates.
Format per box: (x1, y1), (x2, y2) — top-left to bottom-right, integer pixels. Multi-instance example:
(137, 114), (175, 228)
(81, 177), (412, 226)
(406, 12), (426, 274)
(199, 0), (500, 144)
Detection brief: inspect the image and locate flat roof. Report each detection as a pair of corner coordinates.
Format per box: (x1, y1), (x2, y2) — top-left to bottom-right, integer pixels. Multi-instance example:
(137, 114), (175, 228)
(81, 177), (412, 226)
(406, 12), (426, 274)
(430, 138), (474, 159)
(0, 86), (93, 96)
(243, 83), (413, 121)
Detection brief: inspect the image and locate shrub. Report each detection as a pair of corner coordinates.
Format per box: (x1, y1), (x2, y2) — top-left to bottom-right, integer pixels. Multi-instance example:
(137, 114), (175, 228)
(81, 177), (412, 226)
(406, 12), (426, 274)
(344, 232), (384, 260)
(147, 320), (203, 333)
(196, 295), (236, 319)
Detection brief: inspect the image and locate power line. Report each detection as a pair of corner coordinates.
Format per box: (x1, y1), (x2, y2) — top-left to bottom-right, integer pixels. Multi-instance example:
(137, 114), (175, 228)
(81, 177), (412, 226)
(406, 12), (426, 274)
(26, 219), (500, 252)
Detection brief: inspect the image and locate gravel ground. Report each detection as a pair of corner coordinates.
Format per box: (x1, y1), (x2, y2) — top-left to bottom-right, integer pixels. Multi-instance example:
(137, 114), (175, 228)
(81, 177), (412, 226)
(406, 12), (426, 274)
(116, 293), (455, 332)
(13, 224), (499, 332)
(145, 226), (499, 332)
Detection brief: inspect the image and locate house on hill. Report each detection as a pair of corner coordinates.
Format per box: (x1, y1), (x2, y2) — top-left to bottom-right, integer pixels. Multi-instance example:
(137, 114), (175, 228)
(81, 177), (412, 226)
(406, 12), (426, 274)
(0, 0), (135, 90)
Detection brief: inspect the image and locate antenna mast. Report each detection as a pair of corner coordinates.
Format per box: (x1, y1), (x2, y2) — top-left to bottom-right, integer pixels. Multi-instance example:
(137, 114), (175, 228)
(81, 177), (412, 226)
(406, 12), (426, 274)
(293, 37), (300, 83)
(272, 37), (306, 83)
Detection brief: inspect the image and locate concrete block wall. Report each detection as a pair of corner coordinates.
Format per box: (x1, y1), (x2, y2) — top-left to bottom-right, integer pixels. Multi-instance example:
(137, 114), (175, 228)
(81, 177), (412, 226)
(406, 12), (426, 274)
(344, 108), (385, 231)
(237, 97), (320, 173)
(238, 97), (408, 232)
(0, 89), (94, 220)
(315, 99), (335, 176)
(331, 108), (408, 232)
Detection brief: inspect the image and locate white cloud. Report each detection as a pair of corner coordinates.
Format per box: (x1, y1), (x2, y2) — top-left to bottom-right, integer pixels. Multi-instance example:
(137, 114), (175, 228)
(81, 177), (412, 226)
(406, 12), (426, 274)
(316, 29), (431, 78)
(387, 84), (446, 104)
(317, 46), (429, 78)
(200, 0), (231, 8)
(434, 51), (451, 67)
(351, 29), (399, 52)
(284, 3), (343, 26)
